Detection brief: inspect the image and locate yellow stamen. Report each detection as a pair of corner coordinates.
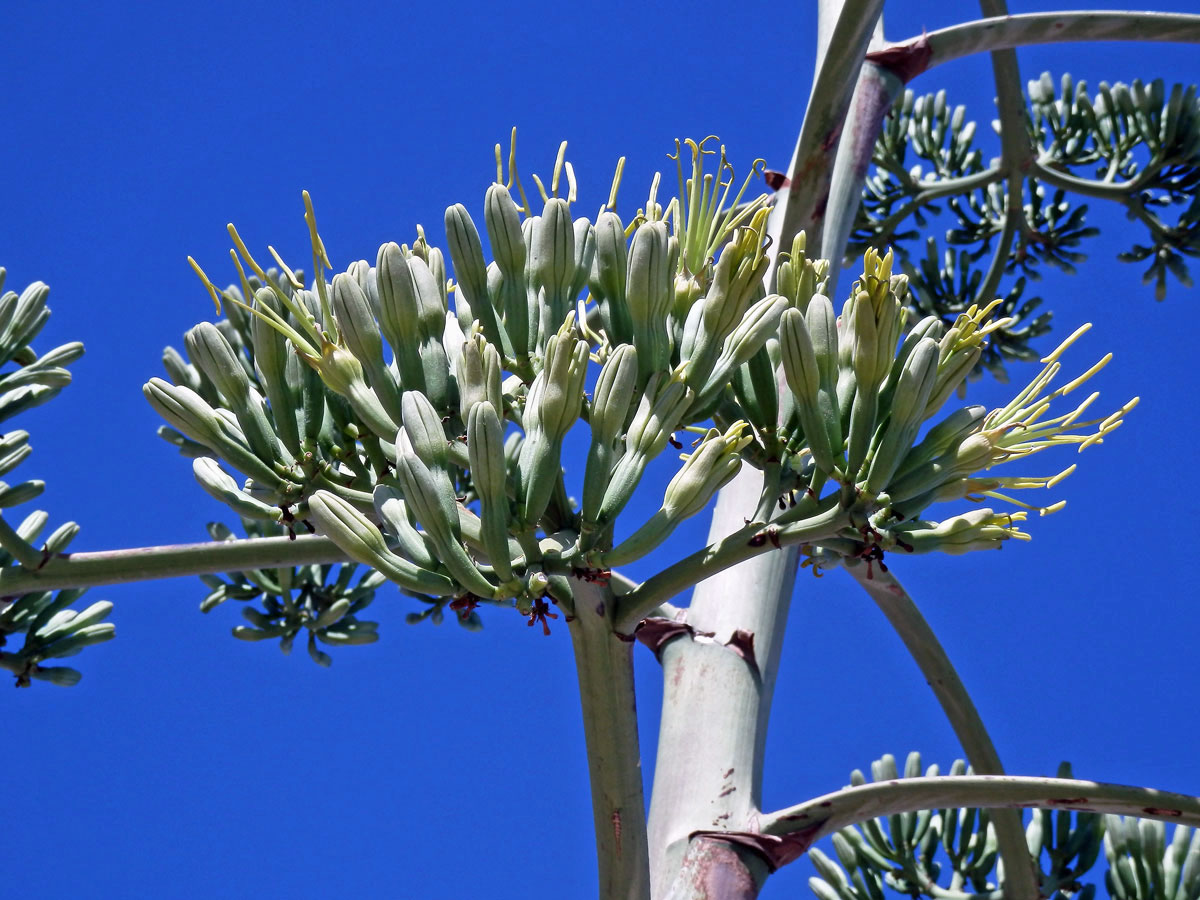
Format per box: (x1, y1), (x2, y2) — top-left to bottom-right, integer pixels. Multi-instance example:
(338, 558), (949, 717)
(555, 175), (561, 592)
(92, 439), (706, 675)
(1041, 323), (1092, 363)
(1057, 353), (1112, 396)
(267, 246), (304, 290)
(1047, 464), (1076, 488)
(187, 256), (223, 314)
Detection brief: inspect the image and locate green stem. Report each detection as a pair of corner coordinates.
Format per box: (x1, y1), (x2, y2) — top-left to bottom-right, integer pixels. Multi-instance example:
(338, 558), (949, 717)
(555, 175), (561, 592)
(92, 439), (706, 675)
(767, 0), (886, 266)
(821, 18), (898, 290)
(613, 496), (848, 634)
(567, 579), (651, 900)
(1030, 159), (1159, 202)
(845, 563), (1012, 778)
(759, 775), (1200, 839)
(907, 12), (1200, 76)
(870, 167), (1004, 252)
(0, 535), (347, 595)
(0, 513), (46, 570)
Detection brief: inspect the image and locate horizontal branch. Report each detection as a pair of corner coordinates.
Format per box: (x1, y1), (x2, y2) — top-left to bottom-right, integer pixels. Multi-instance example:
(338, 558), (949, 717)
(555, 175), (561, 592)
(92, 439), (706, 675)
(1030, 159), (1154, 200)
(0, 535), (348, 595)
(876, 12), (1200, 82)
(760, 774), (1200, 842)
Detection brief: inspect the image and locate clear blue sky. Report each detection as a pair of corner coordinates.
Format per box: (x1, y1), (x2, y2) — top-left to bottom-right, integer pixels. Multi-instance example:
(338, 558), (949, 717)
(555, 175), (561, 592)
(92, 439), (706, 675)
(3, 2), (1197, 898)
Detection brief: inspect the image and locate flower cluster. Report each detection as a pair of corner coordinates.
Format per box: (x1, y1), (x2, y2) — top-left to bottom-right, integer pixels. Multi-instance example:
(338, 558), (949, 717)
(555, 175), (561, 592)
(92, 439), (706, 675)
(152, 137), (1131, 635)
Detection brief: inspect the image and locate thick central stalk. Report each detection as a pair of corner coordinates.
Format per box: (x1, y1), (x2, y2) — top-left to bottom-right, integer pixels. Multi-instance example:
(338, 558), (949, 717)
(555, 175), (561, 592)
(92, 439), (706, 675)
(648, 467), (793, 898)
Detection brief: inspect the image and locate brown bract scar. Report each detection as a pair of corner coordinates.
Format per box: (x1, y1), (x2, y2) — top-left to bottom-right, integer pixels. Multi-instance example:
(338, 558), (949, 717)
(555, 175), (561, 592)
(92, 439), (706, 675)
(634, 618), (761, 679)
(686, 825), (823, 871)
(865, 33), (933, 84)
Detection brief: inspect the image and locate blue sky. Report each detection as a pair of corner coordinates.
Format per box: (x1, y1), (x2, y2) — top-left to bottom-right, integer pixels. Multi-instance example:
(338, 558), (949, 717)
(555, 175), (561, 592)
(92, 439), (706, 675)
(3, 1), (1197, 898)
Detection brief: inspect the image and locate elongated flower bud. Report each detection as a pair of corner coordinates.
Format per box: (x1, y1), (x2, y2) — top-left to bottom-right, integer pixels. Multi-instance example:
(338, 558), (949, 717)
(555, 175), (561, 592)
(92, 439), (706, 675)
(626, 220), (672, 382)
(590, 344), (639, 445)
(446, 202), (506, 351)
(193, 457), (280, 521)
(467, 401), (514, 582)
(376, 242), (425, 389)
(533, 198), (576, 336)
(401, 390), (449, 470)
(307, 490), (455, 595)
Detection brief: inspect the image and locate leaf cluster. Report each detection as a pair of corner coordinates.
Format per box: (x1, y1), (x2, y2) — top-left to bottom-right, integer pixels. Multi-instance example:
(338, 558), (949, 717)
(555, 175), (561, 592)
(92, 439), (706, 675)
(852, 74), (1200, 380)
(0, 270), (107, 687)
(808, 755), (1200, 900)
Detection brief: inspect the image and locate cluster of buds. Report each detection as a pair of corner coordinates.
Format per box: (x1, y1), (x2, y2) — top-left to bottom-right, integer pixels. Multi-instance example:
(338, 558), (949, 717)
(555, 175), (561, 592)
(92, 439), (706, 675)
(0, 270), (109, 686)
(155, 136), (1132, 634)
(201, 521), (384, 666)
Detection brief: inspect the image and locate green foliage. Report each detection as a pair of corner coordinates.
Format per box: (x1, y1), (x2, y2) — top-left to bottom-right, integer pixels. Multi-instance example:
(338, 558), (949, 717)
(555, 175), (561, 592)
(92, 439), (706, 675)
(0, 270), (110, 686)
(807, 755), (1200, 900)
(852, 74), (1200, 381)
(199, 520), (386, 667)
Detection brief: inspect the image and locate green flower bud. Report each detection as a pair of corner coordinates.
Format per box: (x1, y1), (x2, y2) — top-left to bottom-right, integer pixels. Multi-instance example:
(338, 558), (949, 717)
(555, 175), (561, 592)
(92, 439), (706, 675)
(599, 370), (694, 523)
(0, 280), (51, 351)
(456, 334), (504, 421)
(698, 294), (788, 400)
(373, 485), (439, 570)
(185, 322), (251, 404)
(806, 295), (839, 388)
(590, 210), (632, 345)
(533, 197), (576, 336)
(467, 401), (515, 582)
(376, 241), (425, 389)
(863, 337), (940, 495)
(144, 377), (283, 488)
(850, 290), (880, 390)
(780, 308), (843, 478)
(400, 390), (449, 470)
(331, 272), (384, 372)
(589, 344), (639, 446)
(893, 405), (987, 481)
(162, 344), (201, 393)
(526, 316), (589, 443)
(29, 666), (82, 687)
(0, 430), (32, 477)
(0, 479), (43, 508)
(924, 345), (982, 420)
(626, 220), (673, 383)
(663, 422), (752, 520)
(892, 508), (1028, 555)
(306, 339), (399, 441)
(192, 458), (281, 521)
(394, 432), (494, 597)
(780, 308), (820, 403)
(446, 202), (506, 352)
(485, 184), (526, 279)
(571, 216), (595, 302)
(307, 490), (455, 596)
(35, 623), (116, 659)
(624, 369), (692, 460)
(887, 431), (997, 506)
(187, 320), (287, 467)
(249, 287), (302, 454)
(604, 421), (752, 567)
(485, 186), (530, 357)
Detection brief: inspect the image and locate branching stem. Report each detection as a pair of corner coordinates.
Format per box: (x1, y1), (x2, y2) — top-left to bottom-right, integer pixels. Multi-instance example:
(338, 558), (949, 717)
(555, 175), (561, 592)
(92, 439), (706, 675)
(760, 774), (1200, 839)
(899, 12), (1200, 78)
(0, 534), (348, 595)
